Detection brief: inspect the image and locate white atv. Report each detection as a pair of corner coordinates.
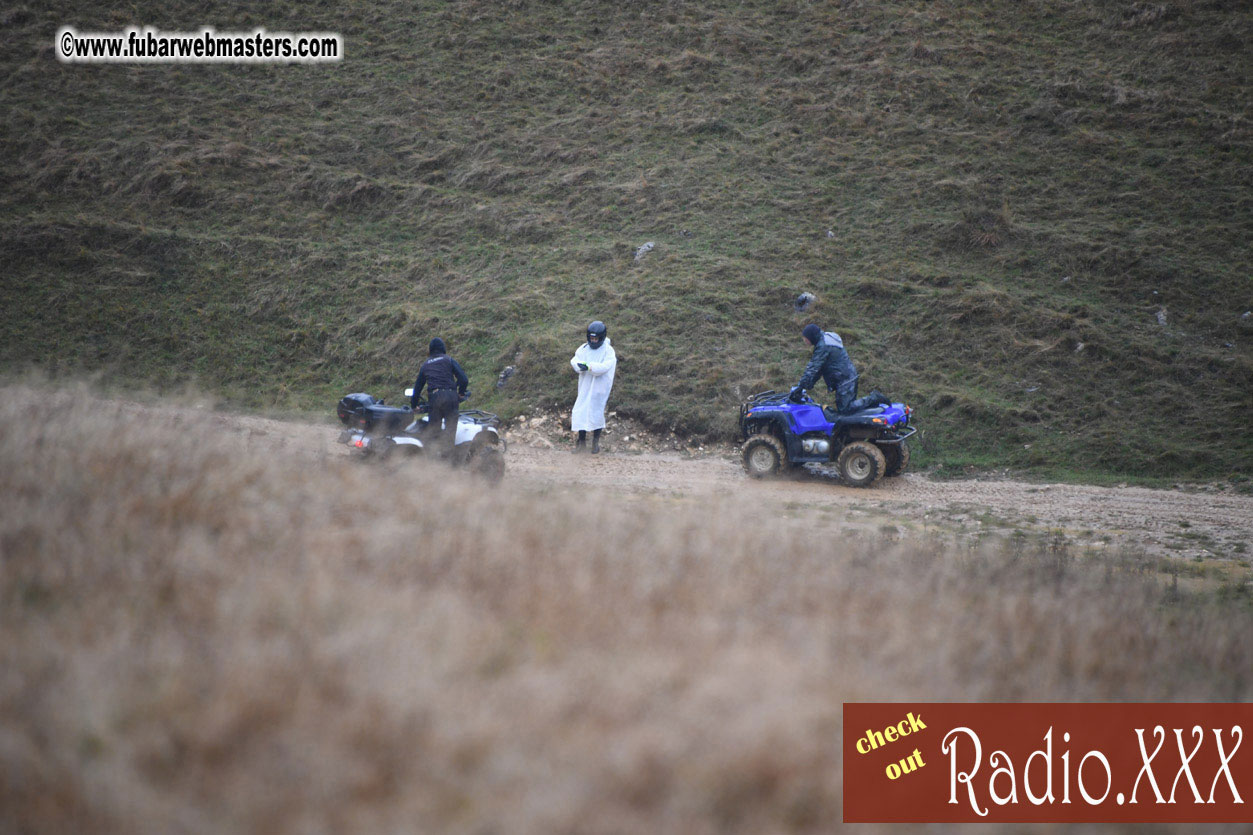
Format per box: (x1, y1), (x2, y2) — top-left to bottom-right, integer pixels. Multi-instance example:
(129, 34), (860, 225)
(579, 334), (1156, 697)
(336, 389), (505, 480)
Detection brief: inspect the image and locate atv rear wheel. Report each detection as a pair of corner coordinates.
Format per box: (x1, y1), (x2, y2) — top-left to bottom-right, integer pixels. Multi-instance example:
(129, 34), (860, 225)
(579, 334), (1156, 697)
(373, 437), (398, 461)
(881, 440), (910, 477)
(837, 441), (886, 488)
(742, 434), (785, 478)
(376, 438), (423, 462)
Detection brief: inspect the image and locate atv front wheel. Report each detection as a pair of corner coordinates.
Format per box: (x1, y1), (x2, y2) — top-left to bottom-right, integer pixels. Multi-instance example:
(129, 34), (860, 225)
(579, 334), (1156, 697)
(881, 440), (910, 477)
(471, 446), (505, 482)
(837, 441), (886, 488)
(466, 432), (506, 481)
(742, 434), (785, 478)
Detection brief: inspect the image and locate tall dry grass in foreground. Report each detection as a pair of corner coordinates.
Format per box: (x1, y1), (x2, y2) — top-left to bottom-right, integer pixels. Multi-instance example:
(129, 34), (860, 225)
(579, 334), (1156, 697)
(1, 385), (1250, 834)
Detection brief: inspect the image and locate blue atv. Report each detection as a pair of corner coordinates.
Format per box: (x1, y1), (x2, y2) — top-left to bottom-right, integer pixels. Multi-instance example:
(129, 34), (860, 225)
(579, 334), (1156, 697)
(738, 389), (916, 487)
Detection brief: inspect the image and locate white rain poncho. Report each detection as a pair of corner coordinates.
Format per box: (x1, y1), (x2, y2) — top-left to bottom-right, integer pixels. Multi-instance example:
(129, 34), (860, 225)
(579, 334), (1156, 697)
(570, 337), (617, 432)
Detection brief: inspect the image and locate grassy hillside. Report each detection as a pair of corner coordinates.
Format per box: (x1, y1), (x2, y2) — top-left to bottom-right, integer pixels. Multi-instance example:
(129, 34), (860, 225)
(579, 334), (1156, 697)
(2, 0), (1250, 479)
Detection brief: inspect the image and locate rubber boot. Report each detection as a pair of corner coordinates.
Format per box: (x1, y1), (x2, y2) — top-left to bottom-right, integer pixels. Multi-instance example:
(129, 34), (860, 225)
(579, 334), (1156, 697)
(573, 430), (587, 453)
(846, 390), (890, 413)
(591, 428), (602, 454)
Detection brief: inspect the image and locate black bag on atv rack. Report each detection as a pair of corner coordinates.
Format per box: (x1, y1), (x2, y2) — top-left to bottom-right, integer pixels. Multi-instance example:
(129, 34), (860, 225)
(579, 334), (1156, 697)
(338, 393), (414, 434)
(337, 393), (377, 427)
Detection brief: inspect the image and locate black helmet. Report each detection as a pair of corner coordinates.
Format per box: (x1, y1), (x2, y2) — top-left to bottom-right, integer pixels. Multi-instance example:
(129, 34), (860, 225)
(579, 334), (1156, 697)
(587, 320), (607, 349)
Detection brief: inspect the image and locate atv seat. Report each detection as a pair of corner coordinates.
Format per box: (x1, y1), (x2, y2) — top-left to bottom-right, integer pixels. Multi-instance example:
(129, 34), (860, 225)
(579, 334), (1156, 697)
(822, 390), (892, 423)
(824, 405), (885, 425)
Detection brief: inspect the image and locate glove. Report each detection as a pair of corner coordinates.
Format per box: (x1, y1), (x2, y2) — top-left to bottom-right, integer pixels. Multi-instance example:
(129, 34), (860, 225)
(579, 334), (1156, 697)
(577, 362), (589, 371)
(788, 386), (804, 403)
(460, 391), (471, 401)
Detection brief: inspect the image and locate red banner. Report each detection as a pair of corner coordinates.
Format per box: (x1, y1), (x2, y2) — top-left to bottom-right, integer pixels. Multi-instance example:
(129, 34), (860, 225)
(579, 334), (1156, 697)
(843, 703), (1253, 823)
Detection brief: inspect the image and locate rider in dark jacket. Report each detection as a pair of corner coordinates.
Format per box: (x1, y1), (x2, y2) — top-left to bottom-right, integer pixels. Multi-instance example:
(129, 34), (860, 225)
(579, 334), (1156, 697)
(411, 337), (469, 456)
(794, 323), (861, 412)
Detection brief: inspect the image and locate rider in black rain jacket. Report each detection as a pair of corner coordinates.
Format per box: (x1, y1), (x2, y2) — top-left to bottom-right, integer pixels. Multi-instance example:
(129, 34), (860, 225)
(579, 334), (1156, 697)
(411, 337), (469, 455)
(795, 323), (860, 412)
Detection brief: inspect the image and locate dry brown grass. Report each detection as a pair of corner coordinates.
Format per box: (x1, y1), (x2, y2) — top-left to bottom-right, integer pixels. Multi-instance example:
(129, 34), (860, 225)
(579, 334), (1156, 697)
(2, 384), (1250, 833)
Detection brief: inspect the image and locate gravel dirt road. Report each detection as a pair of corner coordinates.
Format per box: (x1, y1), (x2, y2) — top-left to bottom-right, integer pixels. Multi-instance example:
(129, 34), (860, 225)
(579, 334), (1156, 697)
(505, 443), (1253, 562)
(209, 404), (1252, 564)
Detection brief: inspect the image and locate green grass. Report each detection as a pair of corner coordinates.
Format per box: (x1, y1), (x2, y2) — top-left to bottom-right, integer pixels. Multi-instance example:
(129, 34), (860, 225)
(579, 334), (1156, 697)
(2, 0), (1250, 480)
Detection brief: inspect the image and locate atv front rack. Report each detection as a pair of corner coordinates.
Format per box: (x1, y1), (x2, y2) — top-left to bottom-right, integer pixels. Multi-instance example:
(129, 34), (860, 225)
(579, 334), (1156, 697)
(457, 409), (500, 427)
(740, 390), (789, 416)
(744, 390), (785, 405)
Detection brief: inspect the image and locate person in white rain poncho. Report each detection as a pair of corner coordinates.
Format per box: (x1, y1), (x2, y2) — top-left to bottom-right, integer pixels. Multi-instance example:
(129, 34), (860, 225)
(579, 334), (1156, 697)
(569, 320), (616, 453)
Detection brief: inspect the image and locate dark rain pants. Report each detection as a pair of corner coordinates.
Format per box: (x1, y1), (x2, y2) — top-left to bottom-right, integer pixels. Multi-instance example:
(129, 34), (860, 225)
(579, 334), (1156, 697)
(834, 376), (859, 413)
(426, 389), (460, 458)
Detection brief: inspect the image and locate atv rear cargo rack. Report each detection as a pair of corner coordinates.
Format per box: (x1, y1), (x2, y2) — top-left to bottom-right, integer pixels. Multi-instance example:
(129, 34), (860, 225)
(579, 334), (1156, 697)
(874, 426), (916, 445)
